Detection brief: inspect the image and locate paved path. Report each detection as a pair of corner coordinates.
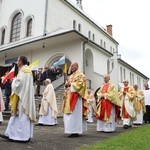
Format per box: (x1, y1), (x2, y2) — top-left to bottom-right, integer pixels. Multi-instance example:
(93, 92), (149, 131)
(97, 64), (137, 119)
(0, 118), (140, 150)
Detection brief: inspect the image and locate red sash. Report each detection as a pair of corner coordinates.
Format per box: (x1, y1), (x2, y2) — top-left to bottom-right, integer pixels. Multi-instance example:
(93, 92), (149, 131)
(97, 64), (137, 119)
(99, 98), (112, 121)
(70, 92), (78, 111)
(123, 87), (130, 118)
(70, 92), (87, 117)
(96, 84), (112, 121)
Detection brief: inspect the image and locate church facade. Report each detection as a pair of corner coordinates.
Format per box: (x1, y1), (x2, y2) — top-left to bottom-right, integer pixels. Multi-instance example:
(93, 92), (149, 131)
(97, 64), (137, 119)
(0, 0), (149, 91)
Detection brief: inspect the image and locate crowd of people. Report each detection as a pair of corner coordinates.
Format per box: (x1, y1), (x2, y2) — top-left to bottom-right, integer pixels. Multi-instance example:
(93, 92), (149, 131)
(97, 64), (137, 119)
(0, 56), (150, 143)
(33, 66), (63, 97)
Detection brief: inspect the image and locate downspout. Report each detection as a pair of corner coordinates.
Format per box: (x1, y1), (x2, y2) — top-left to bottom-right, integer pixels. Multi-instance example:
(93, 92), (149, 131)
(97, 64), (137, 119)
(43, 0), (48, 36)
(82, 40), (89, 74)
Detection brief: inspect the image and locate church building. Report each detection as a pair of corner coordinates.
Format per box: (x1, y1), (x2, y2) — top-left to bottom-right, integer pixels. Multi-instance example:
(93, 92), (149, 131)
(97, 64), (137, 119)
(0, 0), (149, 92)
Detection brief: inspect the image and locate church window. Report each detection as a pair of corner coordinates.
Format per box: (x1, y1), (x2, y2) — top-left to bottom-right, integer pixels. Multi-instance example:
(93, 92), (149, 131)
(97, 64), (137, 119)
(123, 68), (126, 80)
(73, 20), (76, 29)
(10, 13), (22, 42)
(78, 23), (81, 32)
(104, 41), (106, 48)
(1, 28), (5, 45)
(92, 34), (95, 41)
(88, 31), (91, 39)
(26, 18), (32, 37)
(120, 67), (123, 82)
(100, 39), (103, 46)
(132, 73), (134, 85)
(130, 72), (132, 85)
(107, 60), (110, 74)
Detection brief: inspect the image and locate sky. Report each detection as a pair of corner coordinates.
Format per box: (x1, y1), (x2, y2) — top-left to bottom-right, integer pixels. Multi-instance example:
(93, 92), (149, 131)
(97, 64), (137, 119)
(69, 0), (150, 80)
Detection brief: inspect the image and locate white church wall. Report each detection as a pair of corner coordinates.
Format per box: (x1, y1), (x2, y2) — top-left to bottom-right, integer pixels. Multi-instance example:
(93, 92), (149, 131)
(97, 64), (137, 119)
(84, 45), (111, 91)
(0, 0), (45, 44)
(93, 51), (109, 75)
(0, 0), (148, 90)
(118, 63), (146, 90)
(47, 0), (117, 53)
(26, 39), (84, 70)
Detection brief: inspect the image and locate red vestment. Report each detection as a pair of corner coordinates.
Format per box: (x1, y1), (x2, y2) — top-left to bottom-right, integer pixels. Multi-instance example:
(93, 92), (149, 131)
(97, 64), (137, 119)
(96, 84), (112, 121)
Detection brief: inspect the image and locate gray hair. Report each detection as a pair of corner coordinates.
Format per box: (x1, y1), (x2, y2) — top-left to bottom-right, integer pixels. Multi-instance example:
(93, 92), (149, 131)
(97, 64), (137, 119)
(45, 78), (51, 83)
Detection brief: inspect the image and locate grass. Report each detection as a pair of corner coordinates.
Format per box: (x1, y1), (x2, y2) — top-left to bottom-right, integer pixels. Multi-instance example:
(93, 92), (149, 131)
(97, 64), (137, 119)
(80, 124), (150, 150)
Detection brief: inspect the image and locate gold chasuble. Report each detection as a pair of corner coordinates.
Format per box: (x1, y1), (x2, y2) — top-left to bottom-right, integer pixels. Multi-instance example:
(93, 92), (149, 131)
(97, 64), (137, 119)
(133, 90), (146, 114)
(96, 83), (121, 121)
(119, 86), (135, 119)
(62, 70), (88, 119)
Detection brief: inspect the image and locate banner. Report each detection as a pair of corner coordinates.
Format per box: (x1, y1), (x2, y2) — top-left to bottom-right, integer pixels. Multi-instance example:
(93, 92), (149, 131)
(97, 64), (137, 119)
(29, 60), (40, 71)
(63, 63), (67, 74)
(1, 66), (15, 85)
(53, 55), (65, 66)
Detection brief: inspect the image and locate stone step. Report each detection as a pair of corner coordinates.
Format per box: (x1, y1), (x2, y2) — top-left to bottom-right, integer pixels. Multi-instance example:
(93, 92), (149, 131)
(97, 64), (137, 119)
(2, 111), (11, 120)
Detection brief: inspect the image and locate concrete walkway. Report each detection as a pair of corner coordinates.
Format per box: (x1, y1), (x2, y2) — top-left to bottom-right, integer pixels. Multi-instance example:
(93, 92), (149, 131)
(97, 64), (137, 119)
(0, 117), (140, 150)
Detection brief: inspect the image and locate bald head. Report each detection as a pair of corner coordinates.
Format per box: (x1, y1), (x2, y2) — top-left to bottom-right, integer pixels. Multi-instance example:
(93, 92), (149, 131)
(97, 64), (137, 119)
(103, 74), (110, 83)
(144, 83), (149, 90)
(70, 62), (78, 73)
(133, 84), (138, 90)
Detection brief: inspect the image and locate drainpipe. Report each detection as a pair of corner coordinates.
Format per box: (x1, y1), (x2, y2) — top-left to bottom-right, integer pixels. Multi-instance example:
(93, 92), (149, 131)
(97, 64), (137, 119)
(43, 0), (48, 36)
(82, 40), (89, 74)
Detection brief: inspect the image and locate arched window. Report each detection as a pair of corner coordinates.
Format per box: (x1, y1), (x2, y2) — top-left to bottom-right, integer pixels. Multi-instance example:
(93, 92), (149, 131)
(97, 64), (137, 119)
(132, 73), (134, 85)
(100, 39), (103, 46)
(120, 67), (123, 82)
(26, 18), (32, 37)
(73, 20), (76, 29)
(88, 31), (91, 39)
(123, 68), (126, 80)
(78, 23), (81, 32)
(107, 60), (110, 74)
(1, 28), (5, 45)
(10, 13), (22, 42)
(104, 41), (106, 48)
(138, 78), (141, 89)
(130, 72), (132, 85)
(92, 34), (95, 41)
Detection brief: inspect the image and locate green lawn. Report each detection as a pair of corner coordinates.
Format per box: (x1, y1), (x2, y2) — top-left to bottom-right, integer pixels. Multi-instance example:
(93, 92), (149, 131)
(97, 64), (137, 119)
(80, 124), (150, 150)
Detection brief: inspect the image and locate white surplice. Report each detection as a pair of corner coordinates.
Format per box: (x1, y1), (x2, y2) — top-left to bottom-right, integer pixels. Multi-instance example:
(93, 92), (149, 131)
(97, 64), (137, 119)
(38, 106), (57, 125)
(5, 100), (33, 141)
(133, 109), (143, 124)
(97, 106), (116, 132)
(63, 85), (87, 134)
